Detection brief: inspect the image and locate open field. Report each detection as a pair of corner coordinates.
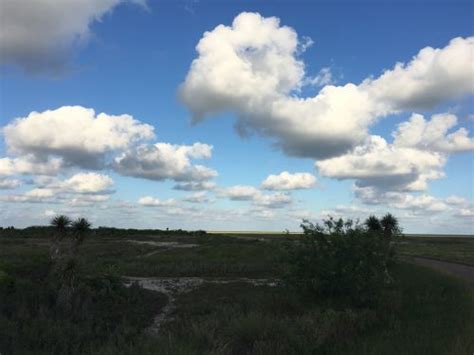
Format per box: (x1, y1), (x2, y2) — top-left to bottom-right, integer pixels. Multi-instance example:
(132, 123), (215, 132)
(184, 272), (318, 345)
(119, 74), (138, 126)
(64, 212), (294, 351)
(398, 236), (474, 265)
(1, 228), (473, 354)
(209, 232), (474, 265)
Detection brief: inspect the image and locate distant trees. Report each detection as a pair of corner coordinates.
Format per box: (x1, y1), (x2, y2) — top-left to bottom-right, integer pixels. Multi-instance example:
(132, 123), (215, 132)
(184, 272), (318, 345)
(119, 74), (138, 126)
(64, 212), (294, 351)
(49, 215), (92, 261)
(365, 213), (402, 239)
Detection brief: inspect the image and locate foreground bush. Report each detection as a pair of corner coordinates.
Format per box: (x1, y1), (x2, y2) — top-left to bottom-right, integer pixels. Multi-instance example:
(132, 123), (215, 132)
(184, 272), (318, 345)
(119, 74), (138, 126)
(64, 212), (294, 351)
(0, 273), (165, 354)
(284, 217), (396, 306)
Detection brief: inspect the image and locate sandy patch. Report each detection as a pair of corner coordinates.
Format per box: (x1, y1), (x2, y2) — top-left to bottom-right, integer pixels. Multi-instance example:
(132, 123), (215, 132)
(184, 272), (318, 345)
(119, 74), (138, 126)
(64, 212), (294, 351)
(124, 240), (199, 248)
(123, 276), (278, 334)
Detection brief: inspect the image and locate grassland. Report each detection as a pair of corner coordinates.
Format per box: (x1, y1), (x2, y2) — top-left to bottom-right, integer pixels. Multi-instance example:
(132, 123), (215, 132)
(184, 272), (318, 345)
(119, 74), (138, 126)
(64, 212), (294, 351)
(0, 228), (473, 354)
(398, 236), (474, 265)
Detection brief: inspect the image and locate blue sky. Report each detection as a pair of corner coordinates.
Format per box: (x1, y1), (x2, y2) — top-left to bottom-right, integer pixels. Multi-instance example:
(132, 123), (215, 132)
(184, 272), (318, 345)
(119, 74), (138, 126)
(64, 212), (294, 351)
(0, 0), (473, 233)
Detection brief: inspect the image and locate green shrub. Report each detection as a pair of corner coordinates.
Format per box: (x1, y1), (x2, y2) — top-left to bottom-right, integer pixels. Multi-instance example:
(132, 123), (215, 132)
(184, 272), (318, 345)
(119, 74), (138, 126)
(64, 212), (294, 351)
(284, 217), (395, 307)
(0, 273), (166, 354)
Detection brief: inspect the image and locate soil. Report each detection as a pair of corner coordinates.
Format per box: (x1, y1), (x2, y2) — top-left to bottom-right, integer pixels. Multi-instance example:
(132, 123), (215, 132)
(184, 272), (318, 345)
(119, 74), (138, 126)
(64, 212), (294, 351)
(123, 276), (278, 334)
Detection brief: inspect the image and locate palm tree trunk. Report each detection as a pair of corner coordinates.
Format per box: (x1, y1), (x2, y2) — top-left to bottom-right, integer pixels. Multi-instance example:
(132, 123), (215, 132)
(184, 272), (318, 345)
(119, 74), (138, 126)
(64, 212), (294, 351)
(57, 259), (76, 312)
(50, 237), (60, 261)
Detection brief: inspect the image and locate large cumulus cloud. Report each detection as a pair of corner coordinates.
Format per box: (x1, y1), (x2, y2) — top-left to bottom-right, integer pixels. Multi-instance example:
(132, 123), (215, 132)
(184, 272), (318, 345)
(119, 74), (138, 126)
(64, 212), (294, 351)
(180, 12), (474, 160)
(3, 106), (155, 169)
(1, 106), (218, 185)
(316, 112), (473, 193)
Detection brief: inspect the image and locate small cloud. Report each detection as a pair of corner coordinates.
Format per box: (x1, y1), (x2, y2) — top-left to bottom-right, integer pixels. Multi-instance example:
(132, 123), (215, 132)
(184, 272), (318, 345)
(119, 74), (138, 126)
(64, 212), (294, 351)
(0, 178), (21, 189)
(304, 67), (333, 87)
(219, 185), (292, 209)
(183, 191), (210, 203)
(173, 181), (216, 191)
(138, 196), (178, 207)
(262, 171), (316, 190)
(44, 209), (56, 218)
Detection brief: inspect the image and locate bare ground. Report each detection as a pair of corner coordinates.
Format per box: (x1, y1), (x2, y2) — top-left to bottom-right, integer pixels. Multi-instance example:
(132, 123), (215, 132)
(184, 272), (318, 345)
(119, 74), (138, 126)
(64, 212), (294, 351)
(123, 276), (278, 334)
(123, 240), (199, 258)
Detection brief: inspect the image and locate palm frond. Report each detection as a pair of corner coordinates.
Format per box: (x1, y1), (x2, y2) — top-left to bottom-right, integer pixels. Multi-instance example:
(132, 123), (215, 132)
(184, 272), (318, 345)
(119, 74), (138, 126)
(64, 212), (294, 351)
(72, 218), (91, 233)
(50, 215), (71, 230)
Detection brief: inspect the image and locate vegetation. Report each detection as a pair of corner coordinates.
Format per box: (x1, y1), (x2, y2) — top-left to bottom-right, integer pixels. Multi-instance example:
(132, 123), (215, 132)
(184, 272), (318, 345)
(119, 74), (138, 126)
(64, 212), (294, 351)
(130, 264), (474, 355)
(0, 271), (166, 354)
(0, 215), (473, 354)
(50, 215), (71, 261)
(0, 215), (167, 354)
(284, 217), (396, 306)
(49, 216), (93, 311)
(399, 236), (474, 265)
(380, 213), (402, 239)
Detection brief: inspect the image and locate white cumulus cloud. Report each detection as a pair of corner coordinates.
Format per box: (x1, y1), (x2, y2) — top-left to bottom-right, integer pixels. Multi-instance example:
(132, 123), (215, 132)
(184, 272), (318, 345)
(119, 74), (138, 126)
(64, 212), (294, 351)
(262, 171), (316, 190)
(219, 185), (261, 201)
(0, 188), (56, 203)
(364, 37), (474, 111)
(61, 172), (114, 194)
(138, 196), (178, 207)
(316, 110), (473, 194)
(0, 156), (63, 176)
(180, 12), (474, 159)
(0, 172), (115, 204)
(253, 192), (292, 208)
(393, 113), (474, 153)
(354, 186), (449, 213)
(219, 185), (292, 209)
(316, 135), (446, 192)
(113, 142), (217, 182)
(3, 106), (155, 169)
(67, 194), (111, 206)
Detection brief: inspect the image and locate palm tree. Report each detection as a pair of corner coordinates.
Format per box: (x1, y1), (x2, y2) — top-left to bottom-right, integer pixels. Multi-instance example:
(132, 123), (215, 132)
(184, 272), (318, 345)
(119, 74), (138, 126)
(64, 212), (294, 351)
(70, 217), (91, 257)
(380, 213), (400, 239)
(50, 215), (71, 261)
(365, 215), (382, 234)
(57, 217), (91, 311)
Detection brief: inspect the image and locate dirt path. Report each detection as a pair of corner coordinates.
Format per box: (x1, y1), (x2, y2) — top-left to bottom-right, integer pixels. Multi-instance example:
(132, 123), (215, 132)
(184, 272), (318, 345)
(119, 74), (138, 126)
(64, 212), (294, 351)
(409, 256), (474, 287)
(123, 276), (278, 334)
(122, 240), (199, 259)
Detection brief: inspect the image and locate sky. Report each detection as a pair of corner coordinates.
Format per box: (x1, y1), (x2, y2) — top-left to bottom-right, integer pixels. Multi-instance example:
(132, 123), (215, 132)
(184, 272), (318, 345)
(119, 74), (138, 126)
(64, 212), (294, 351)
(0, 0), (473, 233)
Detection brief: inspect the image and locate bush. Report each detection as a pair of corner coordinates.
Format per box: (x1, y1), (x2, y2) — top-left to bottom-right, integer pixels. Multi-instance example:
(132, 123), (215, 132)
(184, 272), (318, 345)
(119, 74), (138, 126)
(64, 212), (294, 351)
(284, 217), (395, 307)
(0, 273), (166, 354)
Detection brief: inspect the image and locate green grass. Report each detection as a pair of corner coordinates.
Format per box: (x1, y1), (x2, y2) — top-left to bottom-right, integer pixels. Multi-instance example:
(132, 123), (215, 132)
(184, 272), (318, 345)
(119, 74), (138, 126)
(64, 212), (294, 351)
(0, 233), (284, 278)
(0, 269), (167, 355)
(1, 230), (473, 354)
(328, 263), (474, 355)
(399, 236), (474, 265)
(91, 263), (474, 355)
(76, 234), (286, 278)
(110, 241), (283, 278)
